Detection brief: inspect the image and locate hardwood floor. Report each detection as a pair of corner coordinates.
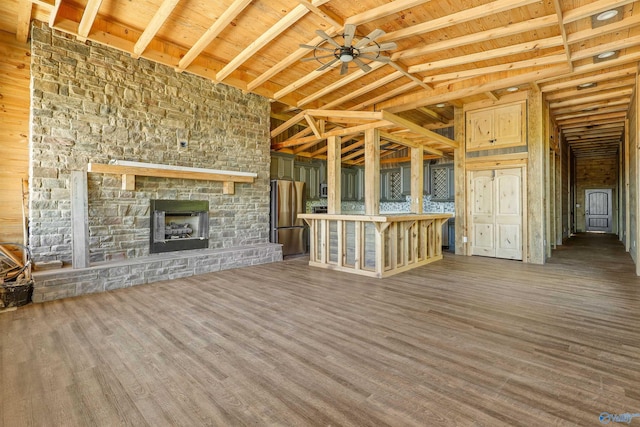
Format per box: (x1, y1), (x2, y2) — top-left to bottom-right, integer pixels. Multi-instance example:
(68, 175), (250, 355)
(2, 233), (640, 426)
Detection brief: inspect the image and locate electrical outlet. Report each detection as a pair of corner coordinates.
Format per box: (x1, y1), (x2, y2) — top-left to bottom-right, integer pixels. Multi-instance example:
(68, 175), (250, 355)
(463, 236), (468, 243)
(176, 129), (189, 150)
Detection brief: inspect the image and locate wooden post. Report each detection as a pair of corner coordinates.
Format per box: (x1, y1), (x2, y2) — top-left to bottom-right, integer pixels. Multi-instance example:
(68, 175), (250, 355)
(364, 128), (380, 215)
(327, 135), (341, 214)
(70, 170), (90, 269)
(625, 118), (630, 251)
(528, 88), (546, 264)
(410, 146), (423, 213)
(453, 106), (467, 255)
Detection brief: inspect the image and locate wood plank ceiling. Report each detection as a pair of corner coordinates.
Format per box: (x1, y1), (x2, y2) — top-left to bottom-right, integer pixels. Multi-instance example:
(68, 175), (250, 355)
(1, 0), (638, 162)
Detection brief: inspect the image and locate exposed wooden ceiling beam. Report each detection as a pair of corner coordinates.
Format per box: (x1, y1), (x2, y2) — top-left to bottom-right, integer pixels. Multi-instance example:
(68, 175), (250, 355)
(15, 0), (32, 43)
(552, 99), (629, 116)
(562, 0), (636, 24)
(322, 71), (404, 110)
(382, 65), (570, 113)
(417, 108), (449, 124)
(571, 36), (640, 62)
(77, 0), (103, 41)
(379, 131), (444, 156)
(381, 111), (457, 149)
(297, 62), (386, 108)
(177, 0), (252, 72)
(132, 0), (180, 59)
(550, 0), (572, 71)
(540, 66), (636, 92)
(348, 81), (420, 111)
(568, 13), (640, 44)
(409, 36), (563, 74)
(345, 0), (433, 26)
(393, 14), (558, 60)
(296, 0), (343, 28)
(216, 0), (330, 82)
(379, 0), (541, 42)
(426, 53), (566, 84)
(554, 105), (629, 121)
(550, 88), (633, 109)
(545, 79), (635, 101)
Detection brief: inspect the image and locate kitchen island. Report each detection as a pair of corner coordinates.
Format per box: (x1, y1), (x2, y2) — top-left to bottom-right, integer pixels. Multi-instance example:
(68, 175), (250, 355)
(299, 213), (452, 278)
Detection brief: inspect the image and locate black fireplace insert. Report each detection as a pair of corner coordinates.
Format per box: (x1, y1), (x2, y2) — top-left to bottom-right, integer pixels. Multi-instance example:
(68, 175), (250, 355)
(150, 199), (209, 253)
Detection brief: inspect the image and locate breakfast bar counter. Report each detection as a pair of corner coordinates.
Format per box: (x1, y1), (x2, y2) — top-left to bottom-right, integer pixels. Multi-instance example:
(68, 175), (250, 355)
(299, 213), (453, 278)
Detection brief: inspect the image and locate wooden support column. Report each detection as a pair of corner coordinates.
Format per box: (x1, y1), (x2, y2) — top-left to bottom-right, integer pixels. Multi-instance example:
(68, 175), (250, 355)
(528, 88), (546, 264)
(410, 146), (423, 213)
(364, 128), (380, 215)
(327, 135), (341, 214)
(625, 118), (630, 251)
(453, 106), (467, 255)
(70, 170), (90, 269)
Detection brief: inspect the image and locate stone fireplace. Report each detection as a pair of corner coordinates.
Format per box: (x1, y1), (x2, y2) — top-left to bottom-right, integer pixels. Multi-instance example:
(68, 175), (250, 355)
(150, 199), (209, 253)
(28, 23), (283, 302)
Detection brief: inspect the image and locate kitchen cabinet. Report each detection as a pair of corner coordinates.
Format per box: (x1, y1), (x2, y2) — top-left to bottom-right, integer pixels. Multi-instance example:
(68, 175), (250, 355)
(294, 161), (322, 200)
(270, 153), (295, 180)
(341, 167), (362, 201)
(430, 164), (454, 202)
(401, 162), (430, 196)
(466, 101), (525, 151)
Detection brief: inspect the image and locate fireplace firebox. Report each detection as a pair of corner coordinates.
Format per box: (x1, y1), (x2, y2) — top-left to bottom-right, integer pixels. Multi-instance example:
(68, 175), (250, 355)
(150, 199), (209, 253)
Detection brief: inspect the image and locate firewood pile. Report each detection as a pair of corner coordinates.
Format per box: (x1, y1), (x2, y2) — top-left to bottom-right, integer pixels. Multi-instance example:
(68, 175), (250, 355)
(0, 243), (33, 309)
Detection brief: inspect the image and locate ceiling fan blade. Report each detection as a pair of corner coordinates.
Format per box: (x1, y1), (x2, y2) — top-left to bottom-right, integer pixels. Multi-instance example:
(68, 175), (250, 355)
(299, 44), (335, 52)
(316, 57), (339, 71)
(343, 24), (356, 47)
(353, 58), (372, 73)
(340, 62), (349, 75)
(316, 29), (342, 48)
(359, 54), (391, 63)
(354, 29), (385, 48)
(359, 42), (397, 53)
(301, 54), (336, 62)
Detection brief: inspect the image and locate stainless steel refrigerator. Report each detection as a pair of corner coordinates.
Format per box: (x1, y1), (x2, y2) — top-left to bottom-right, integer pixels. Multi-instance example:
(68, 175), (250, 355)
(270, 180), (307, 256)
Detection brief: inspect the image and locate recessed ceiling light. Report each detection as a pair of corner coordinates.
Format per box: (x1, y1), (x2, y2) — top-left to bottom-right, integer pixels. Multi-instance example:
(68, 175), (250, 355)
(578, 82), (597, 89)
(506, 87), (519, 92)
(582, 107), (598, 112)
(435, 103), (446, 108)
(597, 51), (617, 59)
(596, 10), (619, 21)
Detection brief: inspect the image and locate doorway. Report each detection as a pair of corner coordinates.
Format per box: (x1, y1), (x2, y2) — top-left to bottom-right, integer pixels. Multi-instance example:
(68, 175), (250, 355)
(469, 167), (523, 260)
(585, 189), (612, 233)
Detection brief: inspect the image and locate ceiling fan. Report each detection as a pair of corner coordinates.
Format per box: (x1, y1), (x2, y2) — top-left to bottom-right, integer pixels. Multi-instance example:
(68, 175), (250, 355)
(300, 24), (397, 75)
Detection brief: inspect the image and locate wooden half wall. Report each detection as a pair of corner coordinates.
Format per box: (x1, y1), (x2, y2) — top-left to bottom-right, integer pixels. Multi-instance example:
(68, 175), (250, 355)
(0, 30), (30, 244)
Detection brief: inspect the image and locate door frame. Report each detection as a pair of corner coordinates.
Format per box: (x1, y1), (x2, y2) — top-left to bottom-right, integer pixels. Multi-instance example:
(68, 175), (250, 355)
(466, 161), (528, 263)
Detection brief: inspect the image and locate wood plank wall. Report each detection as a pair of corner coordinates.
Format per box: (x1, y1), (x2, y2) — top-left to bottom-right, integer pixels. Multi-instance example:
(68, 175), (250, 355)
(0, 30), (30, 244)
(574, 156), (618, 233)
(630, 73), (639, 266)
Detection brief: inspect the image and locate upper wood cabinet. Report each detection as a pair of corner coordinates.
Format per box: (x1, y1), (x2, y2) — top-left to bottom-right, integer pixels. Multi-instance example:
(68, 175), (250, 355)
(466, 101), (526, 151)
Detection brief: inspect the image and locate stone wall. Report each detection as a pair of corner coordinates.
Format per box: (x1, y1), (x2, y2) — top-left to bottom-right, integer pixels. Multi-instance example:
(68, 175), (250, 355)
(29, 22), (272, 264)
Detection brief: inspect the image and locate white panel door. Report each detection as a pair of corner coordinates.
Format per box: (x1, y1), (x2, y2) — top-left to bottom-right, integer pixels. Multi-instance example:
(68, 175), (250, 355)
(470, 168), (523, 260)
(470, 170), (495, 257)
(495, 168), (522, 260)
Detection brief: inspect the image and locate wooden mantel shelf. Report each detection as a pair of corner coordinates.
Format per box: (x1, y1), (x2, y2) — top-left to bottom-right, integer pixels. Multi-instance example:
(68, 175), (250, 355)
(87, 161), (257, 194)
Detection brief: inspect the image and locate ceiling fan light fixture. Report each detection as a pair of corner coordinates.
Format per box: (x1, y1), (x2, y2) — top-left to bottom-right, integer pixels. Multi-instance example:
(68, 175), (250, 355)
(578, 82), (597, 89)
(597, 51), (616, 59)
(339, 53), (354, 62)
(596, 9), (619, 21)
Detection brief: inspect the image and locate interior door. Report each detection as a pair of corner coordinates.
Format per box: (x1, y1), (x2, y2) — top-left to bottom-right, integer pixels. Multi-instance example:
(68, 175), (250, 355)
(470, 170), (495, 257)
(494, 168), (522, 260)
(470, 168), (523, 260)
(585, 189), (612, 233)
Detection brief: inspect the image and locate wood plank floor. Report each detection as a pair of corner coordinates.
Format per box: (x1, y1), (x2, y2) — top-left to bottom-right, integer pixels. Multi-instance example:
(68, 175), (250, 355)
(2, 233), (640, 426)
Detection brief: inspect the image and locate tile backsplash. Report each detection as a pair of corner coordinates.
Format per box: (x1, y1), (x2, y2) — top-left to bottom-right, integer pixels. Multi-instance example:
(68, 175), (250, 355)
(307, 195), (455, 215)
